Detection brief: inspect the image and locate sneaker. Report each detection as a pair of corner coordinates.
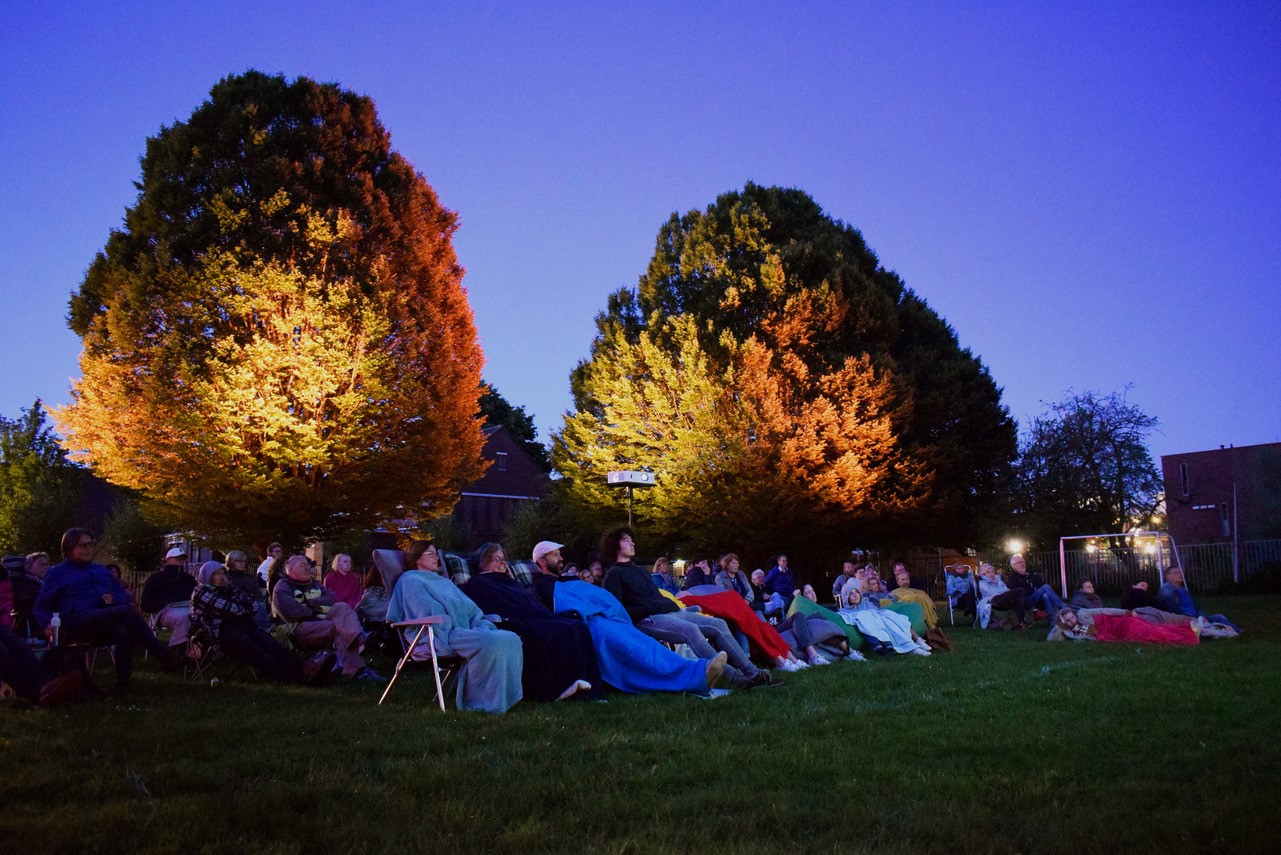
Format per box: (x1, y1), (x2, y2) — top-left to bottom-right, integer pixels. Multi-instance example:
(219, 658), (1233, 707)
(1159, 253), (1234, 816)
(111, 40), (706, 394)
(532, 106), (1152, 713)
(794, 659), (810, 669)
(873, 642), (895, 657)
(351, 631), (372, 655)
(911, 647), (932, 656)
(557, 679), (593, 701)
(777, 659), (802, 673)
(846, 651), (867, 662)
(809, 653), (832, 666)
(704, 651), (729, 689)
(352, 666), (387, 683)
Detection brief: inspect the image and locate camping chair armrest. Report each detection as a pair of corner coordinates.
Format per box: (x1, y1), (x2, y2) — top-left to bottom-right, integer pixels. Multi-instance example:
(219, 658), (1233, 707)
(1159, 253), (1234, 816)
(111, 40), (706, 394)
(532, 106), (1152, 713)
(390, 616), (446, 628)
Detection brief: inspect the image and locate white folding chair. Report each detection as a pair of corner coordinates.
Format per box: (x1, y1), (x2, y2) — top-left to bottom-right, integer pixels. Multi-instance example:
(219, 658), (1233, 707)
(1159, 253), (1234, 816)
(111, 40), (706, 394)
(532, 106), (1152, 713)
(378, 615), (452, 710)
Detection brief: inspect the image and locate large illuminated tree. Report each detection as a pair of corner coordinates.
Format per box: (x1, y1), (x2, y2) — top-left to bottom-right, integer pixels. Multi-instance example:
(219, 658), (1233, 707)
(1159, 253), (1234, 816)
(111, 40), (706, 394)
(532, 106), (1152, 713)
(555, 184), (1015, 550)
(57, 71), (486, 549)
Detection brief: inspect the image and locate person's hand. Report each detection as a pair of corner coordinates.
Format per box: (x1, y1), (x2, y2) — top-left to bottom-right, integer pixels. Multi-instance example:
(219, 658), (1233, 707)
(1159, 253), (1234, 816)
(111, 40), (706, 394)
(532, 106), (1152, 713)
(101, 593), (114, 605)
(44, 625), (55, 641)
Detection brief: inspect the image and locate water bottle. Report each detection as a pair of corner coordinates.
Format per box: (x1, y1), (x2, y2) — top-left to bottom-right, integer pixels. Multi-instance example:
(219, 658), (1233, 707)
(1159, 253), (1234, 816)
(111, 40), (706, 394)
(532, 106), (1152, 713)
(50, 612), (61, 647)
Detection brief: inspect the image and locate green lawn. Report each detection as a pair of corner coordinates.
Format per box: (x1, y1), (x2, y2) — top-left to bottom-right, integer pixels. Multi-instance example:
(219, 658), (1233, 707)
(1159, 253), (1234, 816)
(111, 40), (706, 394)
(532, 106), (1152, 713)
(4, 596), (1280, 854)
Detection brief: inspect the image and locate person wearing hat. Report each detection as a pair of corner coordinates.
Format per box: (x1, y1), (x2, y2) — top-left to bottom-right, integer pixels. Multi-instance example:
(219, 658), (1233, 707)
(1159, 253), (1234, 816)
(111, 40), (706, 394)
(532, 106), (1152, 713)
(140, 546), (197, 648)
(528, 540), (566, 610)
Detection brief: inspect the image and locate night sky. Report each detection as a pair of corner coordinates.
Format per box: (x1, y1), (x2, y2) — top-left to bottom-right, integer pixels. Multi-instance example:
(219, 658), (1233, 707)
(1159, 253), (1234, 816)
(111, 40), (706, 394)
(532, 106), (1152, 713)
(3, 2), (1278, 461)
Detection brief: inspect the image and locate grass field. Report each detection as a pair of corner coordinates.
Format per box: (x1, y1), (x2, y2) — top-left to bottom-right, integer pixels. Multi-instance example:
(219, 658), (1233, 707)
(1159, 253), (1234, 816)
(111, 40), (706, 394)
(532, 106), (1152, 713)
(4, 596), (1280, 854)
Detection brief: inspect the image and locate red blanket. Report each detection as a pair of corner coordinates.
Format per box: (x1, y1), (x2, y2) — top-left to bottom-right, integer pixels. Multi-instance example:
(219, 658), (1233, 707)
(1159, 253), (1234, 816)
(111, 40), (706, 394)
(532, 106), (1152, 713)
(1093, 613), (1198, 645)
(679, 590), (791, 660)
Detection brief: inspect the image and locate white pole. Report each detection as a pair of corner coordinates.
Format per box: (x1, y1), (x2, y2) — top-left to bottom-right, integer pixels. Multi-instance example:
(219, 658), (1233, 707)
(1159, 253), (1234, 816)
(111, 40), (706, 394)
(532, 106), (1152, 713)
(1058, 538), (1068, 599)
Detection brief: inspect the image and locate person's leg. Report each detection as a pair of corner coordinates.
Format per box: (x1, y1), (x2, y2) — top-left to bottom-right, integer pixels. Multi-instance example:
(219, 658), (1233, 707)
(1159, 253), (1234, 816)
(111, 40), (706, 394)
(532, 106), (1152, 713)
(678, 612), (762, 680)
(220, 623), (304, 683)
(0, 625), (43, 701)
(637, 613), (717, 659)
(327, 603), (368, 675)
(155, 603), (192, 646)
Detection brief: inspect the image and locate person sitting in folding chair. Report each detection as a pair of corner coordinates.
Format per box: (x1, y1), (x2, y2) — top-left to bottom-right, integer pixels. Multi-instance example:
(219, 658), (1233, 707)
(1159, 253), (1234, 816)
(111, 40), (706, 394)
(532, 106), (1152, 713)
(33, 528), (183, 694)
(889, 565), (940, 630)
(1007, 554), (1068, 621)
(385, 540), (523, 714)
(141, 546), (197, 649)
(192, 561), (337, 685)
(976, 563), (1027, 629)
(271, 555), (381, 682)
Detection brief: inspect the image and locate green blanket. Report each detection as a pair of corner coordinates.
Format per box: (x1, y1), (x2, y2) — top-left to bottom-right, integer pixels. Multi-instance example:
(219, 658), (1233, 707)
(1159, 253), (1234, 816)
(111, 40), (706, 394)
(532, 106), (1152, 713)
(787, 596), (865, 650)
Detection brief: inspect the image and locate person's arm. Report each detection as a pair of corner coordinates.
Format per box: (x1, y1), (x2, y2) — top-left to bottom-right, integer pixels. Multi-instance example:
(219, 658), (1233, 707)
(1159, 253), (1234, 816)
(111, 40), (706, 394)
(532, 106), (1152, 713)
(271, 581), (312, 621)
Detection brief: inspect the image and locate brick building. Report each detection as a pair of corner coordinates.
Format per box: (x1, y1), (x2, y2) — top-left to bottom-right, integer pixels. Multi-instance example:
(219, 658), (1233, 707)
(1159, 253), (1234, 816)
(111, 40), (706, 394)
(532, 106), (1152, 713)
(1162, 441), (1281, 544)
(454, 425), (550, 541)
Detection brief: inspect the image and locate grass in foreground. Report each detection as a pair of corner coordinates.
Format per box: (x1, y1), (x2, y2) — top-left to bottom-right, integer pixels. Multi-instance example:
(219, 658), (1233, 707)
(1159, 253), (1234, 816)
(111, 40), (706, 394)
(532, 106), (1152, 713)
(3, 596), (1281, 854)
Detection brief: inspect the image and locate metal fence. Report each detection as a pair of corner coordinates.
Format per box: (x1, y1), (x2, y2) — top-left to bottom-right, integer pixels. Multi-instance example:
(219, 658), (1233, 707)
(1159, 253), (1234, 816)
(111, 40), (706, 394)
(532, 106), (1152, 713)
(997, 540), (1281, 596)
(888, 540), (1281, 601)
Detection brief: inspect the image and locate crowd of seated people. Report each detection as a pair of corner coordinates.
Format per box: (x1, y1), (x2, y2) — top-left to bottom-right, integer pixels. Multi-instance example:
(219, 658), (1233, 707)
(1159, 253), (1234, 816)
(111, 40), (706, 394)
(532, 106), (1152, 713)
(5, 526), (1244, 712)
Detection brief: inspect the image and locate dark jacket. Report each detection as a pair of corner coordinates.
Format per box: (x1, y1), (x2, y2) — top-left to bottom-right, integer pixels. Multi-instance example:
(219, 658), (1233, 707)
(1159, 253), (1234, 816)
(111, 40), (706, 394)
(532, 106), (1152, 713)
(140, 565), (197, 613)
(33, 559), (132, 628)
(603, 562), (679, 623)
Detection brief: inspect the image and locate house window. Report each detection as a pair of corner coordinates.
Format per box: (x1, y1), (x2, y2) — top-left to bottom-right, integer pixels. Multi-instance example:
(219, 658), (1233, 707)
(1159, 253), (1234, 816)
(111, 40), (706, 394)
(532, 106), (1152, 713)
(495, 452), (508, 472)
(1179, 463), (1189, 496)
(1220, 503), (1230, 537)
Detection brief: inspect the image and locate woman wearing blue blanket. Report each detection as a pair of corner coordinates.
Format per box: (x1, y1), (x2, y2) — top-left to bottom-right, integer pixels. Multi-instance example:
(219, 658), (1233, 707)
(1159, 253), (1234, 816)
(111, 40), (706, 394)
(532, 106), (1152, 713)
(386, 540), (523, 714)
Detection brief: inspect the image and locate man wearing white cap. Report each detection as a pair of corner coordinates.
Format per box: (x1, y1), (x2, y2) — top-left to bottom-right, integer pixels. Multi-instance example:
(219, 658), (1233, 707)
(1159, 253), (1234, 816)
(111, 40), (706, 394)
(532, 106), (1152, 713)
(140, 546), (196, 647)
(529, 541), (565, 611)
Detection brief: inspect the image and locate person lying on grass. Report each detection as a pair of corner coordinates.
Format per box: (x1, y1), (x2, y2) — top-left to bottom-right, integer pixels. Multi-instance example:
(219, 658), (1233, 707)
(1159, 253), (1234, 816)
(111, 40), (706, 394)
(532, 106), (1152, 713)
(386, 539), (524, 714)
(837, 582), (932, 657)
(191, 562), (339, 686)
(1048, 607), (1199, 645)
(464, 541), (600, 702)
(527, 542), (728, 696)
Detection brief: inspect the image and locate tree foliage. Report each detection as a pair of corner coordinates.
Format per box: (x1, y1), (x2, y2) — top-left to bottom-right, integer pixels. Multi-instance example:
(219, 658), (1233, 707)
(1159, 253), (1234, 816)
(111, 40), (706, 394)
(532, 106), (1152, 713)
(1014, 389), (1163, 546)
(56, 71), (486, 549)
(0, 400), (86, 555)
(480, 382), (550, 472)
(554, 184), (1015, 551)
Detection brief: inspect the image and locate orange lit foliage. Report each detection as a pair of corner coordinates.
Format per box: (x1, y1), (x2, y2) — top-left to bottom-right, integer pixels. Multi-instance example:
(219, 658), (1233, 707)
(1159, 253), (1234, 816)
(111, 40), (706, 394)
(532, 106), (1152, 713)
(556, 185), (1013, 550)
(57, 72), (485, 548)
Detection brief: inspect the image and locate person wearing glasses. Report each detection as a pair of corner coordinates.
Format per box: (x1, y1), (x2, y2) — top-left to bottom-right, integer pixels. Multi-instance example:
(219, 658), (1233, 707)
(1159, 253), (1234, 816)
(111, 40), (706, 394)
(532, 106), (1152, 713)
(32, 528), (183, 694)
(386, 539), (524, 713)
(464, 542), (600, 702)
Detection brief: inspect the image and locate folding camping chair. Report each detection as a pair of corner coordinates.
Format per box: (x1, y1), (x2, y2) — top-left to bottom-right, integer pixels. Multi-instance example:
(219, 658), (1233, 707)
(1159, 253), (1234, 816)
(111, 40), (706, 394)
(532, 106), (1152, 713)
(378, 615), (454, 710)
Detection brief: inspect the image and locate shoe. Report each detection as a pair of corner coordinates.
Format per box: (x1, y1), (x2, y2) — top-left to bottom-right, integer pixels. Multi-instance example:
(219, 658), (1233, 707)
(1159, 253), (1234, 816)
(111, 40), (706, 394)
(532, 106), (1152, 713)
(810, 653), (832, 666)
(302, 651), (338, 685)
(38, 672), (84, 706)
(794, 659), (810, 669)
(846, 651), (866, 662)
(911, 647), (932, 656)
(777, 659), (802, 673)
(557, 679), (593, 701)
(704, 651), (728, 689)
(352, 666), (387, 683)
(351, 631), (372, 655)
(873, 643), (895, 657)
(750, 670), (782, 689)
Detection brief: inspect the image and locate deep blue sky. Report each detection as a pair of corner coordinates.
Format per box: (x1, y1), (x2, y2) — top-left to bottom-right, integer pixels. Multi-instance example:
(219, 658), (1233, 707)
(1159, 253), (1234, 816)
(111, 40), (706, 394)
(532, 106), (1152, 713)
(2, 2), (1278, 462)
